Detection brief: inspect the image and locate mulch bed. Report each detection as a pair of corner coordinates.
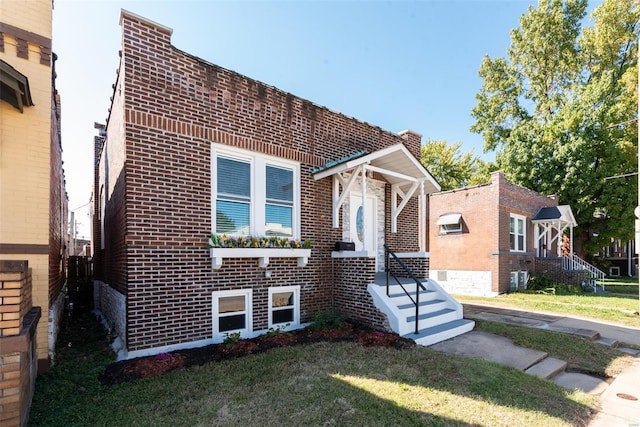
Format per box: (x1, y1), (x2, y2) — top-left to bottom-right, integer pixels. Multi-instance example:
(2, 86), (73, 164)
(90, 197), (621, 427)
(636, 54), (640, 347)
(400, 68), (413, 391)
(100, 323), (414, 385)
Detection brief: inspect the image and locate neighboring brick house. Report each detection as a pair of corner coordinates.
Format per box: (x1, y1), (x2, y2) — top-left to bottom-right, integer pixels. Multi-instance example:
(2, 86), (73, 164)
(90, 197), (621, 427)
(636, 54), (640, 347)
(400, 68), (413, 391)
(428, 171), (588, 296)
(93, 10), (446, 359)
(0, 1), (67, 370)
(595, 239), (637, 278)
(0, 0), (68, 424)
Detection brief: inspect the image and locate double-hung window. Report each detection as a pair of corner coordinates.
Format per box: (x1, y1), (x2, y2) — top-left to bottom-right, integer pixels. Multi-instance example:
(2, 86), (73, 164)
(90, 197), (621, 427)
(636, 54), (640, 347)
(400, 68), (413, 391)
(213, 145), (299, 238)
(212, 289), (252, 338)
(510, 214), (526, 252)
(268, 286), (300, 329)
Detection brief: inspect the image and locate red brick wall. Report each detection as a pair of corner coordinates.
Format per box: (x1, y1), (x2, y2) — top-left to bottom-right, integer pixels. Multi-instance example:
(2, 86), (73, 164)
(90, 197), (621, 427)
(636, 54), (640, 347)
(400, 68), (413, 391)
(333, 257), (388, 331)
(429, 172), (559, 294)
(94, 12), (426, 352)
(48, 90), (67, 304)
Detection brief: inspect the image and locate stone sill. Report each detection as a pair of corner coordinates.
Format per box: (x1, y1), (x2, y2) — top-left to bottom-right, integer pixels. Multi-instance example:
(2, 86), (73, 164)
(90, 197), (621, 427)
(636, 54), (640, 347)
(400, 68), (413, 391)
(209, 248), (311, 269)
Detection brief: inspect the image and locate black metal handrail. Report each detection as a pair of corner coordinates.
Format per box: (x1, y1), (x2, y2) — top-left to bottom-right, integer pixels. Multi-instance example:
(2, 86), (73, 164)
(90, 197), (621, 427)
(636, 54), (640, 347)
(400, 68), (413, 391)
(384, 244), (427, 334)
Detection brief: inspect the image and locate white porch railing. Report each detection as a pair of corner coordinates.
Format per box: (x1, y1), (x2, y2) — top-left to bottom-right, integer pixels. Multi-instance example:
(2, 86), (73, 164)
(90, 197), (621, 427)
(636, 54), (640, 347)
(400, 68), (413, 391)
(562, 254), (606, 290)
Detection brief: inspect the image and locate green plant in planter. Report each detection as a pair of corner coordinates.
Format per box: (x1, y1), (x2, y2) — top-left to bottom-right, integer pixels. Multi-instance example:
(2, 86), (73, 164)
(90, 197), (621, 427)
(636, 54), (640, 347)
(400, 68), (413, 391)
(223, 332), (241, 349)
(209, 233), (312, 249)
(265, 324), (291, 337)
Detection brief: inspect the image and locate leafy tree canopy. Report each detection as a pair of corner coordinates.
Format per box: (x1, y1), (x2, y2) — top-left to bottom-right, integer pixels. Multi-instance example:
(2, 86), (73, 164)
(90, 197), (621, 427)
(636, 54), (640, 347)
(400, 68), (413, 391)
(471, 0), (639, 252)
(420, 139), (494, 191)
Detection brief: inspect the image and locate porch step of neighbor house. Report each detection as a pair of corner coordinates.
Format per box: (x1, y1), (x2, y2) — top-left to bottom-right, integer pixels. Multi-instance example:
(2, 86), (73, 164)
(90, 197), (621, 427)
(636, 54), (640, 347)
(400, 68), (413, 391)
(368, 277), (474, 346)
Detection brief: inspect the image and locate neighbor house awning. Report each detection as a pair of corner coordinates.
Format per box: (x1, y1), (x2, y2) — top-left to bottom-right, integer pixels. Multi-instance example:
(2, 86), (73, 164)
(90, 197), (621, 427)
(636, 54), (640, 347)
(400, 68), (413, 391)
(436, 213), (462, 226)
(0, 59), (34, 113)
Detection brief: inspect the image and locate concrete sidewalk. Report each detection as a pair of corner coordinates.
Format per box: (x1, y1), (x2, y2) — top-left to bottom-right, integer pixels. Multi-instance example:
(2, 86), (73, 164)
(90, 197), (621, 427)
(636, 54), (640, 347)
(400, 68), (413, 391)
(429, 303), (640, 426)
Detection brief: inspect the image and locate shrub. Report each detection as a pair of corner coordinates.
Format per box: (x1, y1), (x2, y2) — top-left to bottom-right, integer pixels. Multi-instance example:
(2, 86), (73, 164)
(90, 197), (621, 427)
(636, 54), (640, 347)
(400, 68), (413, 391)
(309, 310), (346, 331)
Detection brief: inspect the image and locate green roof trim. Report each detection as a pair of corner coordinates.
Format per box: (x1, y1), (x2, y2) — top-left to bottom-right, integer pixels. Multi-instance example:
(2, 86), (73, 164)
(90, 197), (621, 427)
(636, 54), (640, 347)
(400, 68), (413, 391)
(312, 150), (369, 174)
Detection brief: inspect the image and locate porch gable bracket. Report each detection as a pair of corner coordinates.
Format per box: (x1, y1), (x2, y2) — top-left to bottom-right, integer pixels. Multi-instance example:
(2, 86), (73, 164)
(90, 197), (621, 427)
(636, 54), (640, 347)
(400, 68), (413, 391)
(332, 165), (364, 228)
(391, 181), (420, 233)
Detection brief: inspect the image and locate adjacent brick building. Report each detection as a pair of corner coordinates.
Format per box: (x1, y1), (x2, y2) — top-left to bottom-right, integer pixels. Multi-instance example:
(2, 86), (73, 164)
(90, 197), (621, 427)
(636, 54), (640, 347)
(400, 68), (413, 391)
(0, 0), (67, 371)
(93, 10), (439, 359)
(1, 0), (68, 424)
(428, 171), (584, 295)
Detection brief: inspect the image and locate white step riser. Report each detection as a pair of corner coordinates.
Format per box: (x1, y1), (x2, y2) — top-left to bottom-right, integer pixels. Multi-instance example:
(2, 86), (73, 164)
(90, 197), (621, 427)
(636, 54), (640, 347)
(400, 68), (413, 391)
(388, 292), (438, 306)
(413, 322), (475, 347)
(398, 300), (449, 317)
(397, 310), (460, 336)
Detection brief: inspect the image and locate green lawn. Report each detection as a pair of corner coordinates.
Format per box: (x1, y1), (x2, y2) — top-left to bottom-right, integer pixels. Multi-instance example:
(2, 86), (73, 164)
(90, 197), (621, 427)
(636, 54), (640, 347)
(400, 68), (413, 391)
(455, 291), (640, 328)
(603, 277), (639, 295)
(30, 313), (602, 427)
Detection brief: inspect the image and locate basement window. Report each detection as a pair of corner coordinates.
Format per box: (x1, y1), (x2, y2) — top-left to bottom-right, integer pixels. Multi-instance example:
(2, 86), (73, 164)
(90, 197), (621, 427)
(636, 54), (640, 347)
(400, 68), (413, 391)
(437, 213), (462, 234)
(212, 289), (252, 339)
(268, 286), (300, 329)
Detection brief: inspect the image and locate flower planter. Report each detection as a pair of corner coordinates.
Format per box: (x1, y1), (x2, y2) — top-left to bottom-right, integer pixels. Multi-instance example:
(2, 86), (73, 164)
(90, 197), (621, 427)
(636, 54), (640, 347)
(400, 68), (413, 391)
(209, 248), (311, 269)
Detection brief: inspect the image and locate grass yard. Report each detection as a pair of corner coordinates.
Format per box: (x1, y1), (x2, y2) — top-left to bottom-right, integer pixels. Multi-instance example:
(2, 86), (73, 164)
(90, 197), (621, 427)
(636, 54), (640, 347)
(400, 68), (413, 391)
(603, 277), (639, 296)
(455, 291), (640, 328)
(474, 320), (635, 377)
(30, 313), (599, 427)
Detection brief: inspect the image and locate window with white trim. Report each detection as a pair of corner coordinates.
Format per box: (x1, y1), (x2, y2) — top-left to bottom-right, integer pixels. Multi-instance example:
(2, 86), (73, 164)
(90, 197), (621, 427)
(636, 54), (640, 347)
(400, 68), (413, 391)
(212, 145), (300, 238)
(212, 289), (252, 338)
(509, 214), (526, 252)
(510, 271), (528, 291)
(268, 286), (300, 329)
(437, 213), (462, 234)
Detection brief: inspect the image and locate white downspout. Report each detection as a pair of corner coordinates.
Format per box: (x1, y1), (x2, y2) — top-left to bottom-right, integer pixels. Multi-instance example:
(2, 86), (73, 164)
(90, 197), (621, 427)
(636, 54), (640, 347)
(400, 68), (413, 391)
(629, 240), (633, 277)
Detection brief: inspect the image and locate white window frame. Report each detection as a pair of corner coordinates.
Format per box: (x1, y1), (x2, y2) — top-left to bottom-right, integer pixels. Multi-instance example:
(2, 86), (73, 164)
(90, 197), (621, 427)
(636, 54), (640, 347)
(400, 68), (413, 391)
(437, 213), (462, 235)
(510, 271), (528, 291)
(212, 289), (252, 340)
(509, 214), (526, 252)
(268, 285), (300, 330)
(211, 144), (300, 238)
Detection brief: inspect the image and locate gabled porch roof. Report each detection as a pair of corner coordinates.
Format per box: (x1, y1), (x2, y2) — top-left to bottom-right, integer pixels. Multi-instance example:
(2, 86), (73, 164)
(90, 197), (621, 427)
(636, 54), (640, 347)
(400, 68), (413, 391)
(531, 205), (576, 228)
(312, 143), (440, 194)
(312, 144), (438, 247)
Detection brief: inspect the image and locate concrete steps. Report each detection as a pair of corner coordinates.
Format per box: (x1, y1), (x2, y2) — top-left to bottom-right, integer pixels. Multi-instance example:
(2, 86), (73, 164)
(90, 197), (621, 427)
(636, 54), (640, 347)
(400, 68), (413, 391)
(368, 278), (474, 346)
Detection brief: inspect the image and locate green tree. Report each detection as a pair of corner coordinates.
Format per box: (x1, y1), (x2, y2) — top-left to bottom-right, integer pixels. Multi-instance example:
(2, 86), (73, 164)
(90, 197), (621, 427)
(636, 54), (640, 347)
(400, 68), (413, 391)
(420, 139), (493, 191)
(471, 0), (638, 253)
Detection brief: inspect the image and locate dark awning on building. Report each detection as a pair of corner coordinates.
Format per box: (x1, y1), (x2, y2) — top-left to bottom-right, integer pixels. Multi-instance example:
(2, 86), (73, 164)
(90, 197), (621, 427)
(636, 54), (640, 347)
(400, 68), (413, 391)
(0, 59), (34, 113)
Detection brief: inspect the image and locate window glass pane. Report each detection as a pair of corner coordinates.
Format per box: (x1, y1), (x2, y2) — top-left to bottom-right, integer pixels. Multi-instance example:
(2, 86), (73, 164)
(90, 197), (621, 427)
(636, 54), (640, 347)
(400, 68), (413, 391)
(265, 204), (292, 236)
(509, 217), (514, 233)
(219, 314), (246, 332)
(517, 218), (524, 235)
(510, 234), (515, 250)
(272, 308), (294, 324)
(272, 292), (294, 308)
(518, 235), (524, 251)
(510, 272), (517, 291)
(219, 295), (245, 313)
(266, 165), (293, 203)
(218, 157), (250, 198)
(216, 200), (250, 234)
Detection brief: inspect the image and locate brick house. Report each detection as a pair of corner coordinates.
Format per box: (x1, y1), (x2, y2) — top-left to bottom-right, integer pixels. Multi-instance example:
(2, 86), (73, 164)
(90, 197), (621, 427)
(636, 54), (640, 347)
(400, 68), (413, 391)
(93, 10), (474, 359)
(0, 0), (67, 371)
(1, 0), (68, 424)
(428, 171), (602, 296)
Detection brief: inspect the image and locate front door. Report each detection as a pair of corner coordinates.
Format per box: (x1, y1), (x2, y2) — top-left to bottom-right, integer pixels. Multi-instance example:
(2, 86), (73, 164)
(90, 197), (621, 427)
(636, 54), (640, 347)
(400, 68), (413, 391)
(350, 193), (377, 264)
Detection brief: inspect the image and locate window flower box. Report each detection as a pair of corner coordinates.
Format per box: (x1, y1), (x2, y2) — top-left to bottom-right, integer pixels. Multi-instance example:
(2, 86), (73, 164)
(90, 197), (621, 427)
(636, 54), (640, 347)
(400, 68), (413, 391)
(209, 248), (311, 269)
(208, 234), (312, 269)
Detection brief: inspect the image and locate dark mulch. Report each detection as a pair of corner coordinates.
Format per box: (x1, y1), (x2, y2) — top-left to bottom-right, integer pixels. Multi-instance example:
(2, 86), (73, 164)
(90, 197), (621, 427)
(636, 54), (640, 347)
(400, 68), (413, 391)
(100, 322), (414, 385)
